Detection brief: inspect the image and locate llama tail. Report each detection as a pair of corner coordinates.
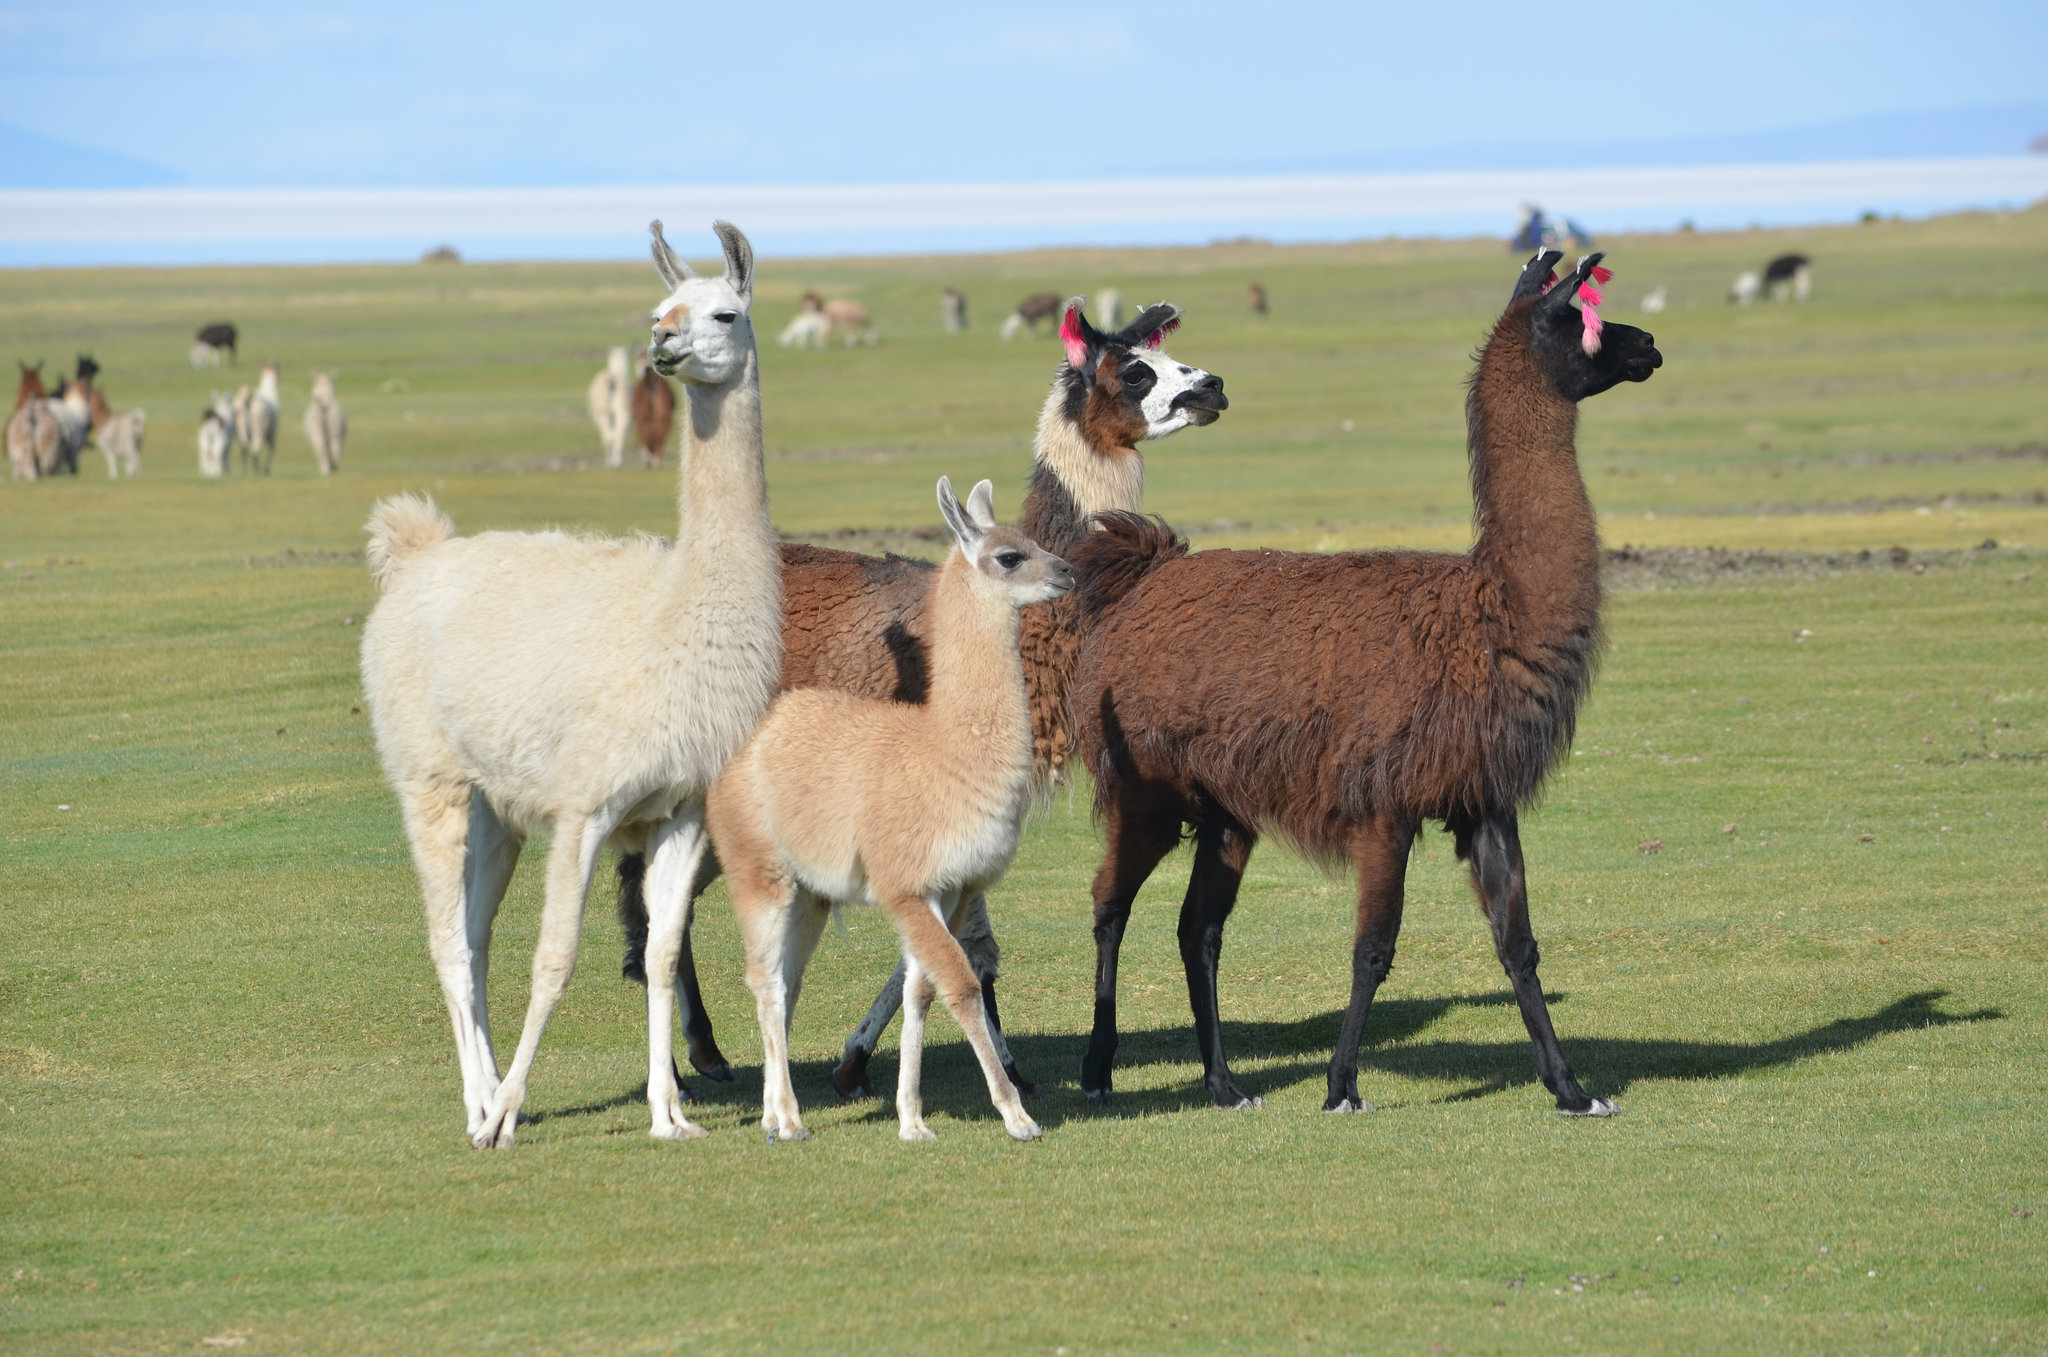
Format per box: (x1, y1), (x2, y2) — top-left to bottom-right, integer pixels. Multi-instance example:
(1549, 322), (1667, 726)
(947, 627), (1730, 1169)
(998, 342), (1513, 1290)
(363, 493), (455, 591)
(1070, 511), (1188, 618)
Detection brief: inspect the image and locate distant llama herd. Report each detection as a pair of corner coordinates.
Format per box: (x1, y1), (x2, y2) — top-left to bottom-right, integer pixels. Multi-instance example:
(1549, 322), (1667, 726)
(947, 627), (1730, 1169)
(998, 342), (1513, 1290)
(351, 220), (1661, 1153)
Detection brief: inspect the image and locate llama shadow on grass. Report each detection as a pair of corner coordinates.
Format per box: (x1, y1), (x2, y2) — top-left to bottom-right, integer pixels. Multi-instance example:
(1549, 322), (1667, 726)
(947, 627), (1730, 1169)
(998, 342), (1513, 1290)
(804, 988), (1999, 1131)
(528, 989), (1997, 1135)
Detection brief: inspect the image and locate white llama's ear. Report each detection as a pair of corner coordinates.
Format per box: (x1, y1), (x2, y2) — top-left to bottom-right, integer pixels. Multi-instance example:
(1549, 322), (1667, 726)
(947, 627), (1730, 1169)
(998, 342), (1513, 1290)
(965, 479), (997, 530)
(936, 476), (983, 558)
(650, 220), (694, 292)
(713, 221), (754, 304)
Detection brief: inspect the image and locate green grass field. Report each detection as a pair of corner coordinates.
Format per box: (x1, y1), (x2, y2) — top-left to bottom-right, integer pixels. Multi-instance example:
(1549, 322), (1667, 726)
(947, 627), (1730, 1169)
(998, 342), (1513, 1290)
(4, 209), (2046, 1354)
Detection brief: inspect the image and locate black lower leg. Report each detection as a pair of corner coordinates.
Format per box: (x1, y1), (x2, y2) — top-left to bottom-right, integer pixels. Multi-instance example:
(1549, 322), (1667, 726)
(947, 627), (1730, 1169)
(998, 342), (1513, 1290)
(978, 974), (1038, 1097)
(617, 853), (649, 983)
(1324, 817), (1413, 1111)
(675, 923), (732, 1080)
(1179, 817), (1256, 1108)
(1462, 813), (1604, 1114)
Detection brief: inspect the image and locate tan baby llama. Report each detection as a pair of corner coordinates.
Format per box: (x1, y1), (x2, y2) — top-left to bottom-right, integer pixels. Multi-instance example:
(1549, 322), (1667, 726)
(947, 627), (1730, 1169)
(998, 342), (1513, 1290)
(706, 477), (1071, 1144)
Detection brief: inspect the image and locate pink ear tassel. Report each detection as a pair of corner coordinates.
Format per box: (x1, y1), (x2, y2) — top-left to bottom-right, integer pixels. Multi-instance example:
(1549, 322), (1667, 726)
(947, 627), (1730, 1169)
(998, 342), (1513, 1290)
(1576, 282), (1603, 309)
(1590, 265), (1614, 284)
(1580, 302), (1605, 356)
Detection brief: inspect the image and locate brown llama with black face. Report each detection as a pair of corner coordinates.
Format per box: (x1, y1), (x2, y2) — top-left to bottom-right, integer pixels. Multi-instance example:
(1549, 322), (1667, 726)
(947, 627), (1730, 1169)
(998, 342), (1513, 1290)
(615, 297), (1228, 1096)
(1068, 250), (1661, 1117)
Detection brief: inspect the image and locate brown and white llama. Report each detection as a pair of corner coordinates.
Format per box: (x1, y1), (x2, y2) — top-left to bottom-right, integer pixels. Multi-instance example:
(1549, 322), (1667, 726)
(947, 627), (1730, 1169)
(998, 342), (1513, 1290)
(304, 371), (347, 475)
(234, 364), (279, 473)
(6, 363), (48, 480)
(192, 322), (237, 368)
(1067, 250), (1661, 1116)
(11, 360), (94, 478)
(89, 387), (146, 478)
(631, 353), (675, 468)
(1000, 292), (1062, 341)
(617, 296), (1228, 1099)
(588, 346), (632, 467)
(706, 477), (1071, 1143)
(359, 221), (783, 1148)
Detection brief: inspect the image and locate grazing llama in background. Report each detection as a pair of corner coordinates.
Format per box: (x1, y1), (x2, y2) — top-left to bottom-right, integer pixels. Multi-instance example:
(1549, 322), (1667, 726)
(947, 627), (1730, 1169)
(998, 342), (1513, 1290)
(941, 287), (969, 332)
(191, 322), (237, 368)
(1728, 271), (1762, 305)
(1067, 250), (1661, 1117)
(233, 364), (280, 473)
(1763, 253), (1812, 301)
(14, 362), (95, 477)
(619, 296), (1229, 1100)
(778, 295), (833, 349)
(818, 293), (878, 347)
(632, 354), (675, 468)
(707, 477), (1071, 1144)
(1000, 292), (1062, 340)
(304, 370), (347, 475)
(88, 388), (146, 477)
(1640, 285), (1668, 314)
(1247, 282), (1268, 316)
(197, 394), (235, 478)
(359, 221), (782, 1148)
(588, 346), (633, 468)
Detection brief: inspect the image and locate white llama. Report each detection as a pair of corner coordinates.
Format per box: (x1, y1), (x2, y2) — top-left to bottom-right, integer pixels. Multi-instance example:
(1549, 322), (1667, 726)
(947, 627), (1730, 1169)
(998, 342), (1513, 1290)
(587, 346), (632, 467)
(1640, 286), (1668, 314)
(1728, 271), (1762, 306)
(778, 295), (832, 349)
(97, 409), (146, 477)
(706, 477), (1070, 1144)
(198, 394), (235, 478)
(359, 221), (782, 1149)
(304, 370), (347, 475)
(234, 364), (279, 473)
(1095, 288), (1124, 331)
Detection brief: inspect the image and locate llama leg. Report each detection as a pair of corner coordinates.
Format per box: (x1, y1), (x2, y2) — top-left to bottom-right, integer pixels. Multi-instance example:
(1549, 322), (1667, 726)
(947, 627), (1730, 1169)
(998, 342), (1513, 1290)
(1081, 791), (1183, 1105)
(833, 962), (903, 1100)
(641, 810), (712, 1141)
(474, 810), (616, 1148)
(891, 891), (1042, 1141)
(1324, 816), (1416, 1112)
(620, 847), (733, 1081)
(1458, 812), (1613, 1117)
(459, 791), (523, 1125)
(735, 876), (811, 1142)
(954, 892), (1036, 1097)
(401, 781), (502, 1139)
(1178, 816), (1260, 1109)
(894, 948), (937, 1141)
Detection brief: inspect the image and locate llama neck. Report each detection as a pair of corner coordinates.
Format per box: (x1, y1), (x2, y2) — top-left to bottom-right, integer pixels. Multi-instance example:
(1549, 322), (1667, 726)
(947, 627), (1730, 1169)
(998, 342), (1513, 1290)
(1466, 315), (1602, 642)
(669, 347), (776, 587)
(1031, 384), (1142, 543)
(926, 555), (1032, 759)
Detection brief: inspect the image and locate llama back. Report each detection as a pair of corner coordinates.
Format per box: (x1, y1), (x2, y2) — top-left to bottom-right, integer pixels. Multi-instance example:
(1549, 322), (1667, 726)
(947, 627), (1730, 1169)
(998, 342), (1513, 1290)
(364, 493), (457, 590)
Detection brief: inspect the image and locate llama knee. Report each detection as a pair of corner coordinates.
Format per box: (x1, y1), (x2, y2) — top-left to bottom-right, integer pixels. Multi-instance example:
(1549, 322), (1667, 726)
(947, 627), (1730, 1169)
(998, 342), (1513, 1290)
(1497, 936), (1540, 982)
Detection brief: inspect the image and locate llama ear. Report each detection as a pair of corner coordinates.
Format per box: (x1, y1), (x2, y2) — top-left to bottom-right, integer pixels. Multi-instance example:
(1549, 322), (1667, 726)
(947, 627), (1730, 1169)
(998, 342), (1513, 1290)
(650, 220), (694, 292)
(1060, 298), (1098, 373)
(712, 221), (754, 303)
(1118, 302), (1182, 350)
(1540, 251), (1605, 313)
(936, 476), (981, 557)
(1511, 250), (1566, 302)
(965, 479), (997, 530)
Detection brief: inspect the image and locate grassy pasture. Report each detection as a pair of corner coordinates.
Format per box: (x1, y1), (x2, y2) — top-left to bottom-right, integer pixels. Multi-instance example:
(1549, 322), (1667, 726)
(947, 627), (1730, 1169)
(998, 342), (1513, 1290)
(3, 210), (2046, 1353)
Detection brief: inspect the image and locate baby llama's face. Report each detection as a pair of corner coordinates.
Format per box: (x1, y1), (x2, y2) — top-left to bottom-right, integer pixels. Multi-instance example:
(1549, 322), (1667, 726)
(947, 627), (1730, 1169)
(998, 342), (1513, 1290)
(650, 276), (753, 385)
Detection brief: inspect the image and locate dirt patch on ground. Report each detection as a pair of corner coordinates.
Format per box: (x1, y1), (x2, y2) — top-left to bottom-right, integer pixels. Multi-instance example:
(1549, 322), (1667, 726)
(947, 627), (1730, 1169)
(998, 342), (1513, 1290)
(1602, 542), (2035, 589)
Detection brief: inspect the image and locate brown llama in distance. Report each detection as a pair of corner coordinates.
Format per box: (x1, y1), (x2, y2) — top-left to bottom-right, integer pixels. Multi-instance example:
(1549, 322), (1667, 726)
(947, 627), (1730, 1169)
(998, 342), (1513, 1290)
(616, 296), (1228, 1097)
(1067, 249), (1661, 1116)
(632, 354), (675, 468)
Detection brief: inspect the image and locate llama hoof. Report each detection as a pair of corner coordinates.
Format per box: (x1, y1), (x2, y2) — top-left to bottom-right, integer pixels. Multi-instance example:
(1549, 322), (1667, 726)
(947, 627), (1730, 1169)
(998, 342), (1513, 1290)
(1082, 1086), (1113, 1108)
(1213, 1092), (1264, 1111)
(899, 1122), (937, 1143)
(650, 1118), (708, 1141)
(765, 1125), (811, 1144)
(667, 1059), (696, 1103)
(832, 1055), (878, 1101)
(1005, 1116), (1044, 1142)
(1323, 1097), (1373, 1114)
(1558, 1096), (1616, 1118)
(692, 1058), (734, 1084)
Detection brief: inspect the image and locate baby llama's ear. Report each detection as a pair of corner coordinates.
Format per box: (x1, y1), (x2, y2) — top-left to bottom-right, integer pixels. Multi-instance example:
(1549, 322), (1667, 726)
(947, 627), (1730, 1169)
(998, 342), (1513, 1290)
(936, 475), (978, 556)
(650, 220), (694, 292)
(965, 479), (997, 530)
(712, 221), (754, 304)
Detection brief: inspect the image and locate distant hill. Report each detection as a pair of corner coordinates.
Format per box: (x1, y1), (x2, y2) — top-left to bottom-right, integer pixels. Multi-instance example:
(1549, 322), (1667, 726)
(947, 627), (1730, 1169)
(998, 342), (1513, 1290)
(0, 122), (184, 189)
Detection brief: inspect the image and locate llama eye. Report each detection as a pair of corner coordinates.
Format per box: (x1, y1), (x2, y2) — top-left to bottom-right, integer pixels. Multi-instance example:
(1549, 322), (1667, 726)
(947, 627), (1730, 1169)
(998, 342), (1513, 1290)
(995, 551), (1025, 570)
(1122, 366), (1156, 393)
(713, 312), (737, 324)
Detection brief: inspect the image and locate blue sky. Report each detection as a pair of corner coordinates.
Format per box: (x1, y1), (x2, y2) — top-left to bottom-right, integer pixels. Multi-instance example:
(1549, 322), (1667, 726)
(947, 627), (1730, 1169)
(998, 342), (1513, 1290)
(3, 1), (2045, 189)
